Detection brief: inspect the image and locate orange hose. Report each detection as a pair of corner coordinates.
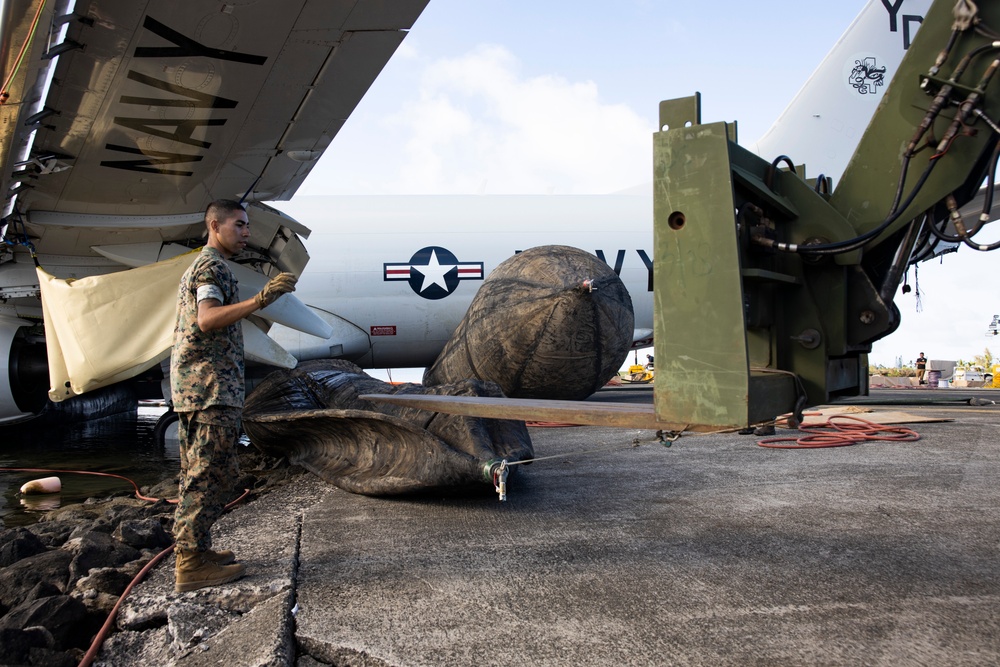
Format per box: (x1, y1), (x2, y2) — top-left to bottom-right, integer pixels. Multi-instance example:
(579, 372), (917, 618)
(76, 544), (175, 667)
(75, 487), (252, 667)
(758, 414), (920, 448)
(0, 465), (251, 667)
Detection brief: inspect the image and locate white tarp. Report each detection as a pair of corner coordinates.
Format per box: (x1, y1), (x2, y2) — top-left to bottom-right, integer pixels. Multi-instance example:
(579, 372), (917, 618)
(38, 252), (198, 402)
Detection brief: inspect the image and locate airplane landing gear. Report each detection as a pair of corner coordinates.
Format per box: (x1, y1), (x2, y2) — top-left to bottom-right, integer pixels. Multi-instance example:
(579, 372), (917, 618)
(152, 409), (179, 450)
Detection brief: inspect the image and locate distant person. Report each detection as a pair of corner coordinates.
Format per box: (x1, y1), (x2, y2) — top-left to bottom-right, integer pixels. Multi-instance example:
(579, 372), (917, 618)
(171, 199), (297, 592)
(645, 354), (654, 369)
(916, 352), (927, 384)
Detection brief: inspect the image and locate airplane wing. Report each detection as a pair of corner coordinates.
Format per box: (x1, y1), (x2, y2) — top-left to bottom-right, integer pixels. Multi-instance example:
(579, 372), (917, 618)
(0, 0), (428, 420)
(1, 0), (428, 222)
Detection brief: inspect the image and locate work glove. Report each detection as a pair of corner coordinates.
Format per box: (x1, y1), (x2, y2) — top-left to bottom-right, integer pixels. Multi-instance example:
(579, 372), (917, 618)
(255, 272), (297, 309)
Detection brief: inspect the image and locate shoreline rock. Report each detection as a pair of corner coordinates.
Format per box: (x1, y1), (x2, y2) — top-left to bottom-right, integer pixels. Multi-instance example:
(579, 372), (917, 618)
(0, 448), (306, 666)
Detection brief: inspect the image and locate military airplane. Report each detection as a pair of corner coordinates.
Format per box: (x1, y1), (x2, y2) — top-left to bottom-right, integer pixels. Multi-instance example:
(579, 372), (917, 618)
(0, 0), (946, 426)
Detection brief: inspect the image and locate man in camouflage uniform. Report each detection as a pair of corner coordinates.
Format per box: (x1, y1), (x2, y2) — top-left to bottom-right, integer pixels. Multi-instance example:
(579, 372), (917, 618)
(171, 199), (297, 592)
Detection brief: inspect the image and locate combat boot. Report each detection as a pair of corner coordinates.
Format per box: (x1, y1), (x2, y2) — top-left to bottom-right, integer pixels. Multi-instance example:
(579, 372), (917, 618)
(175, 549), (246, 592)
(202, 549), (236, 565)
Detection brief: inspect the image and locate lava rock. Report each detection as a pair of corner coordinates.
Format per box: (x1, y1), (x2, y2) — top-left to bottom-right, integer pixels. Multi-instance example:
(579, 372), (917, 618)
(0, 625), (54, 664)
(0, 549), (72, 613)
(113, 518), (172, 550)
(0, 595), (91, 651)
(25, 646), (78, 667)
(75, 566), (135, 598)
(65, 530), (141, 582)
(0, 527), (47, 566)
(27, 521), (74, 549)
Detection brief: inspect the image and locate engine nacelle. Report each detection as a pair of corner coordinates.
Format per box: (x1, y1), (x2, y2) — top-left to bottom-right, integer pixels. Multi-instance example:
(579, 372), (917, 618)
(0, 314), (49, 423)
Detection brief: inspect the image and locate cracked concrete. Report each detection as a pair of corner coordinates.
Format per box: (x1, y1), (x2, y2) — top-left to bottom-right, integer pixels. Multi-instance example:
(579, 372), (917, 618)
(97, 479), (323, 666)
(96, 387), (1000, 666)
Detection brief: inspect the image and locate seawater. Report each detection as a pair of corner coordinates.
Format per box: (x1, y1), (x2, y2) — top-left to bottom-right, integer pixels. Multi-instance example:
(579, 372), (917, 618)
(0, 407), (180, 527)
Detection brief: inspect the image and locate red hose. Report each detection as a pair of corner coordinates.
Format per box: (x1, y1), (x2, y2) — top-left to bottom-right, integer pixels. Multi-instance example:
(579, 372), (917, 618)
(0, 466), (251, 667)
(73, 487), (252, 667)
(76, 544), (175, 667)
(1, 467), (177, 503)
(758, 414), (920, 448)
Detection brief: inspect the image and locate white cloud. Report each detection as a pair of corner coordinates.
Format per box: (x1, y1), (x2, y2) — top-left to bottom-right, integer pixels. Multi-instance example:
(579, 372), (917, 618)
(393, 39), (419, 60)
(385, 45), (653, 195)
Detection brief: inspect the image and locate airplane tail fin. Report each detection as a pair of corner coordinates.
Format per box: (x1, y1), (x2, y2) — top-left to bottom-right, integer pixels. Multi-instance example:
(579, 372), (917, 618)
(751, 0), (932, 186)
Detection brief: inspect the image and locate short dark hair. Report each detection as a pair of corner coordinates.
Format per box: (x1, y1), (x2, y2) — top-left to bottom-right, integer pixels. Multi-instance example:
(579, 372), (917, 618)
(205, 199), (246, 227)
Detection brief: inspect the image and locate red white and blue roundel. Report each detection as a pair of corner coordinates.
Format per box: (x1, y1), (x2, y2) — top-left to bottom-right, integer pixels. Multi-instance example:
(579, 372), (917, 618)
(383, 247), (484, 300)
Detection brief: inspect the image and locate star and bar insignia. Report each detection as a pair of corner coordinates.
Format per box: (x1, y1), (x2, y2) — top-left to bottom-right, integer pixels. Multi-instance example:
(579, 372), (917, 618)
(384, 246), (484, 300)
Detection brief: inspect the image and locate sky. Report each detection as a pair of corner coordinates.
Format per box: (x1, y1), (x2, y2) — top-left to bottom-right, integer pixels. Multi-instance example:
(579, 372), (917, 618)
(288, 0), (999, 375)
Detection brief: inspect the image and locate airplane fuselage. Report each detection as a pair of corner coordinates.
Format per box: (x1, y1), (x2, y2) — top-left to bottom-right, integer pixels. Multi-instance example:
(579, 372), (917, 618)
(273, 194), (654, 369)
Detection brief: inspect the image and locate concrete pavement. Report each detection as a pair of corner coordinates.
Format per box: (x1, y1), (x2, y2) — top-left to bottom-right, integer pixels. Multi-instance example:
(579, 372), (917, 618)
(101, 387), (1000, 666)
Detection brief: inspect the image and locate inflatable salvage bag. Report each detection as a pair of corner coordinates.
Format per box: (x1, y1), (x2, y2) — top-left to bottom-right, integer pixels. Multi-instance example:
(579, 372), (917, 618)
(424, 245), (635, 401)
(242, 360), (533, 496)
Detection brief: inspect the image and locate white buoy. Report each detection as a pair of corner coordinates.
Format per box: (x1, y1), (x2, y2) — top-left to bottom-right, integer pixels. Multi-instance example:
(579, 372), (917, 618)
(20, 476), (62, 495)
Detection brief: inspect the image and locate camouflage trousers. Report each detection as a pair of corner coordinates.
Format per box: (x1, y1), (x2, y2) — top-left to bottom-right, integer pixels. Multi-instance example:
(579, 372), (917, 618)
(174, 406), (241, 552)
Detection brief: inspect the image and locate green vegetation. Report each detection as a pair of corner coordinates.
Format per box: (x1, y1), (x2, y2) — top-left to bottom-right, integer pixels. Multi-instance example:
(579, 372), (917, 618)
(869, 364), (916, 377)
(971, 347), (994, 369)
(870, 347), (995, 378)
